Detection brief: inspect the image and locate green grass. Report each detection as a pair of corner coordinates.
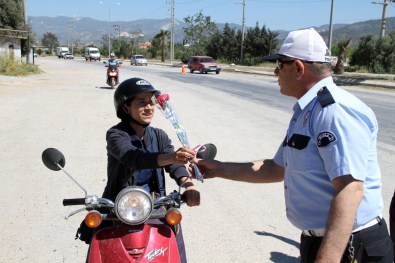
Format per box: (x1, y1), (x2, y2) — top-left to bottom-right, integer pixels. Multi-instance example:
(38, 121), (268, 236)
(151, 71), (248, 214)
(0, 57), (42, 76)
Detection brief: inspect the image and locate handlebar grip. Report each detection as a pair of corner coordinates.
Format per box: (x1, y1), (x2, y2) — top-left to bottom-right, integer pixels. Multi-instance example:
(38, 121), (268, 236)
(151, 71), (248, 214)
(63, 198), (85, 206)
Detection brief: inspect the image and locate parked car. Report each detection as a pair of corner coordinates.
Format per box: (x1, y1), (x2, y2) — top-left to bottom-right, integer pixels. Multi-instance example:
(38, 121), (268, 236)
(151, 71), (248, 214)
(130, 55), (148, 66)
(63, 52), (74, 59)
(187, 56), (221, 74)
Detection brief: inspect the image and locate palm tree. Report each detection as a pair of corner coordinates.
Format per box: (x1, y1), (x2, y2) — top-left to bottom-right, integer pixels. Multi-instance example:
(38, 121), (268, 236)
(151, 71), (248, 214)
(334, 39), (351, 75)
(154, 30), (170, 62)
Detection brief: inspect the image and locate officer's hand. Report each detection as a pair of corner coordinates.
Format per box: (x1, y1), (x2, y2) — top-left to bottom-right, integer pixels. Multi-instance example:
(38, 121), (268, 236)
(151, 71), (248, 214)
(189, 159), (221, 179)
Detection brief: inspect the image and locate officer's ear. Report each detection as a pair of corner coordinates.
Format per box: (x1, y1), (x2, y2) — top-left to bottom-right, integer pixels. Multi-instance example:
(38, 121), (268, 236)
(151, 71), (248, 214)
(295, 60), (306, 80)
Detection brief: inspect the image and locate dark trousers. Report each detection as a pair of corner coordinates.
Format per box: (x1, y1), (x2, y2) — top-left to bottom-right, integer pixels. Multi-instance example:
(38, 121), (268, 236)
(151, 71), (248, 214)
(390, 191), (395, 262)
(300, 218), (394, 263)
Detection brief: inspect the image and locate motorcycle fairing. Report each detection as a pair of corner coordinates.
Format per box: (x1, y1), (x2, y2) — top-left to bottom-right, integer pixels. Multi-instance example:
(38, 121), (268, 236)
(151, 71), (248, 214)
(88, 223), (181, 262)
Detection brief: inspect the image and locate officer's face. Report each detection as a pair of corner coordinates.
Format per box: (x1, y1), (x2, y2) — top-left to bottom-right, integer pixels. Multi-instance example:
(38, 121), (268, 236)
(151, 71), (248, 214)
(274, 58), (297, 96)
(129, 92), (155, 124)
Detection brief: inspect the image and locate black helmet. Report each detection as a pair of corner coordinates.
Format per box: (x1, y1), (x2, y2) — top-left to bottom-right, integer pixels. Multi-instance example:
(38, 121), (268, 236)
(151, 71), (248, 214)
(114, 77), (159, 119)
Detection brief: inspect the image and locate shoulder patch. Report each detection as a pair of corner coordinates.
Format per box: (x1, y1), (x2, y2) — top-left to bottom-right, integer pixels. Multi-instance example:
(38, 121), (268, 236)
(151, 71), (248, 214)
(317, 86), (335, 108)
(317, 131), (336, 147)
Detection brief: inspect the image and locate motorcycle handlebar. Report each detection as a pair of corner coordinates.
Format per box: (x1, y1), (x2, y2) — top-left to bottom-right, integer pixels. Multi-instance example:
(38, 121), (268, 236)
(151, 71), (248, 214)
(63, 198), (85, 206)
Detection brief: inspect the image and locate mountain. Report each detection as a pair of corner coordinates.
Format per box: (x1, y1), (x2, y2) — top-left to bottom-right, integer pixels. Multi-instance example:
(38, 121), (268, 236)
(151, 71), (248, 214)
(28, 16), (395, 48)
(29, 16), (187, 46)
(315, 17), (395, 47)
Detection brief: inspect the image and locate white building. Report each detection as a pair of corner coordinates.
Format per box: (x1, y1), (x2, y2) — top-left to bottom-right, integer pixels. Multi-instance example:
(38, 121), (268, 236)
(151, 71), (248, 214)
(0, 29), (29, 63)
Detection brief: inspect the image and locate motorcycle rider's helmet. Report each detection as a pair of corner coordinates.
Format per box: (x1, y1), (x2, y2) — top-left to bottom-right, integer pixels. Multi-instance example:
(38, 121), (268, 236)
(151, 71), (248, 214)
(114, 77), (159, 120)
(110, 52), (115, 57)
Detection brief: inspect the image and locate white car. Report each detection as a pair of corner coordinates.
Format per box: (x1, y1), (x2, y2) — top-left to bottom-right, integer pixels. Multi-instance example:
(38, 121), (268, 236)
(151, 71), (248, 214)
(130, 55), (148, 66)
(63, 52), (74, 59)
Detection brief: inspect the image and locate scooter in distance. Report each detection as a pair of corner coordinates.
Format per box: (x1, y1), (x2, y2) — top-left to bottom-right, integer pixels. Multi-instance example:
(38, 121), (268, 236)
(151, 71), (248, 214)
(104, 60), (122, 89)
(41, 144), (216, 263)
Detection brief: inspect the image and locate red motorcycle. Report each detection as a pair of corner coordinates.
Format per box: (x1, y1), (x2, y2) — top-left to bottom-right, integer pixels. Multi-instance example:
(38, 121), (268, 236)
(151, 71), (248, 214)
(41, 144), (216, 263)
(106, 67), (119, 89)
(105, 60), (122, 89)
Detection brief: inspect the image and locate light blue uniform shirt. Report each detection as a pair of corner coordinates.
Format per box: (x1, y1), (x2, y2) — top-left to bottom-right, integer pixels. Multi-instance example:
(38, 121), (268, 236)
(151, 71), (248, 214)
(273, 76), (383, 231)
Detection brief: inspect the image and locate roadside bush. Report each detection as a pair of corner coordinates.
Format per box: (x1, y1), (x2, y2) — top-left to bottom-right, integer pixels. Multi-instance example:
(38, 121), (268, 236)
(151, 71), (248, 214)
(350, 31), (395, 74)
(241, 54), (262, 66)
(0, 57), (42, 76)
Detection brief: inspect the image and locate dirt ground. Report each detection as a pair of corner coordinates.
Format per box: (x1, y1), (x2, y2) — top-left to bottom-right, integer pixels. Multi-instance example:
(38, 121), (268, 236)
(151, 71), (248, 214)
(0, 57), (393, 263)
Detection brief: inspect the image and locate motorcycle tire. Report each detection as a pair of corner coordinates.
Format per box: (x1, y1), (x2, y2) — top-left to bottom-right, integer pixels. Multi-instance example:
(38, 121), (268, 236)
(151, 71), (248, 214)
(111, 78), (115, 89)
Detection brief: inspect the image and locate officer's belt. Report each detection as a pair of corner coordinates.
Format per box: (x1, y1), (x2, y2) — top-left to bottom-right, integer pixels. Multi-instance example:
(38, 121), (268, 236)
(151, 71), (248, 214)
(302, 216), (381, 237)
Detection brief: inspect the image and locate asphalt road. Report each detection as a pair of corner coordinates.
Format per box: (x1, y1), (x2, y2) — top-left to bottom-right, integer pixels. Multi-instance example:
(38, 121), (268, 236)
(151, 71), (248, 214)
(0, 57), (393, 263)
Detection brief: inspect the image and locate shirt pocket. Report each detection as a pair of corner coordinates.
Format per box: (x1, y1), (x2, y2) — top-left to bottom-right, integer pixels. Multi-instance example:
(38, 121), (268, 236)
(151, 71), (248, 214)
(285, 134), (317, 172)
(287, 134), (310, 150)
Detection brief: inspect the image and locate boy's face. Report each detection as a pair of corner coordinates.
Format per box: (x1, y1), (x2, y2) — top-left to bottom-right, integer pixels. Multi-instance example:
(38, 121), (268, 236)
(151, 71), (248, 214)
(128, 92), (155, 125)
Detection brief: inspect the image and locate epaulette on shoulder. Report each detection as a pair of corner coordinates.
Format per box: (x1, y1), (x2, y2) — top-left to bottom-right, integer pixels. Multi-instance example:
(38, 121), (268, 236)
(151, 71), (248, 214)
(317, 86), (335, 107)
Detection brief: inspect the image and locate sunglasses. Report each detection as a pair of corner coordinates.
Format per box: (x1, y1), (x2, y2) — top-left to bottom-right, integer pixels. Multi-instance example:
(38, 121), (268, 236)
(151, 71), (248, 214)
(276, 60), (295, 69)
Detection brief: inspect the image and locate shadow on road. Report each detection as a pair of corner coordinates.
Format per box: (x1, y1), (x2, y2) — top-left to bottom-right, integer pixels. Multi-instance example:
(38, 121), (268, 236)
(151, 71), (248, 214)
(96, 86), (115, 90)
(255, 230), (300, 263)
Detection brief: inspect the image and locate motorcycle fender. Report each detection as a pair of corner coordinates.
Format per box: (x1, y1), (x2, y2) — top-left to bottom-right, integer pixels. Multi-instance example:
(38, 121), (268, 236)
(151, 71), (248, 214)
(87, 224), (180, 263)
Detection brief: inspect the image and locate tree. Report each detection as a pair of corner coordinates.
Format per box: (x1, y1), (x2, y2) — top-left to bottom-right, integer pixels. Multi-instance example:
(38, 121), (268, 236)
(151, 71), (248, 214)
(206, 29), (222, 60)
(100, 34), (110, 57)
(41, 32), (59, 54)
(350, 35), (376, 69)
(333, 39), (351, 74)
(111, 37), (133, 59)
(153, 30), (170, 62)
(219, 23), (240, 63)
(0, 0), (31, 56)
(0, 0), (25, 30)
(350, 31), (395, 73)
(243, 23), (279, 65)
(183, 11), (217, 48)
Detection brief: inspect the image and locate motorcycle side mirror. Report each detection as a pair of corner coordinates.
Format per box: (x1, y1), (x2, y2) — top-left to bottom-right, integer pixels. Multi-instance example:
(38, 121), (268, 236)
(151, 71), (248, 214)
(42, 148), (65, 171)
(195, 143), (217, 160)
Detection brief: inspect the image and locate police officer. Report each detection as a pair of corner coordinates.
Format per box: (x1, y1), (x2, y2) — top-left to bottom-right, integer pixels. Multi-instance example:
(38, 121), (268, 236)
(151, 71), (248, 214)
(191, 28), (393, 262)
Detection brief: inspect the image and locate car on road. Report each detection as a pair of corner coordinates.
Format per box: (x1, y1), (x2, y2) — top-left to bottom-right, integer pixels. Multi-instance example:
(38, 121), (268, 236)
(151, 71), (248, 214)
(63, 52), (74, 59)
(84, 47), (101, 61)
(187, 56), (221, 74)
(130, 55), (148, 66)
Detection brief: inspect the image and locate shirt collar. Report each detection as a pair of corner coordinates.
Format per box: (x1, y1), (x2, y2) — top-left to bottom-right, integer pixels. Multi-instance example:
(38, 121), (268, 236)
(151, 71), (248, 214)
(297, 76), (334, 110)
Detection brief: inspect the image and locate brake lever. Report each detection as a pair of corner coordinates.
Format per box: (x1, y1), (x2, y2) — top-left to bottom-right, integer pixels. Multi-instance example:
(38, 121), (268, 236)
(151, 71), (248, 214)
(65, 207), (87, 220)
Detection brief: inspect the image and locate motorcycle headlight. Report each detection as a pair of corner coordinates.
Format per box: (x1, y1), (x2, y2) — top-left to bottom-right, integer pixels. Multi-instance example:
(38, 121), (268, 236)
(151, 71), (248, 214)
(115, 187), (153, 225)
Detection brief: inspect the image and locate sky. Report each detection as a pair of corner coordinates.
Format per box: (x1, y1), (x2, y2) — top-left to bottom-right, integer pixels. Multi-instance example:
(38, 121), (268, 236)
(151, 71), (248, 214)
(25, 0), (395, 31)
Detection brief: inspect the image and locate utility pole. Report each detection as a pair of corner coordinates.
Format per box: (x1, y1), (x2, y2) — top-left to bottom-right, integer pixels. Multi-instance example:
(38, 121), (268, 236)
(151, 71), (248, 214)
(23, 0), (30, 63)
(372, 0), (389, 38)
(168, 0), (175, 64)
(328, 0), (334, 52)
(240, 0), (246, 64)
(113, 24), (121, 39)
(104, 2), (120, 57)
(68, 21), (74, 50)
